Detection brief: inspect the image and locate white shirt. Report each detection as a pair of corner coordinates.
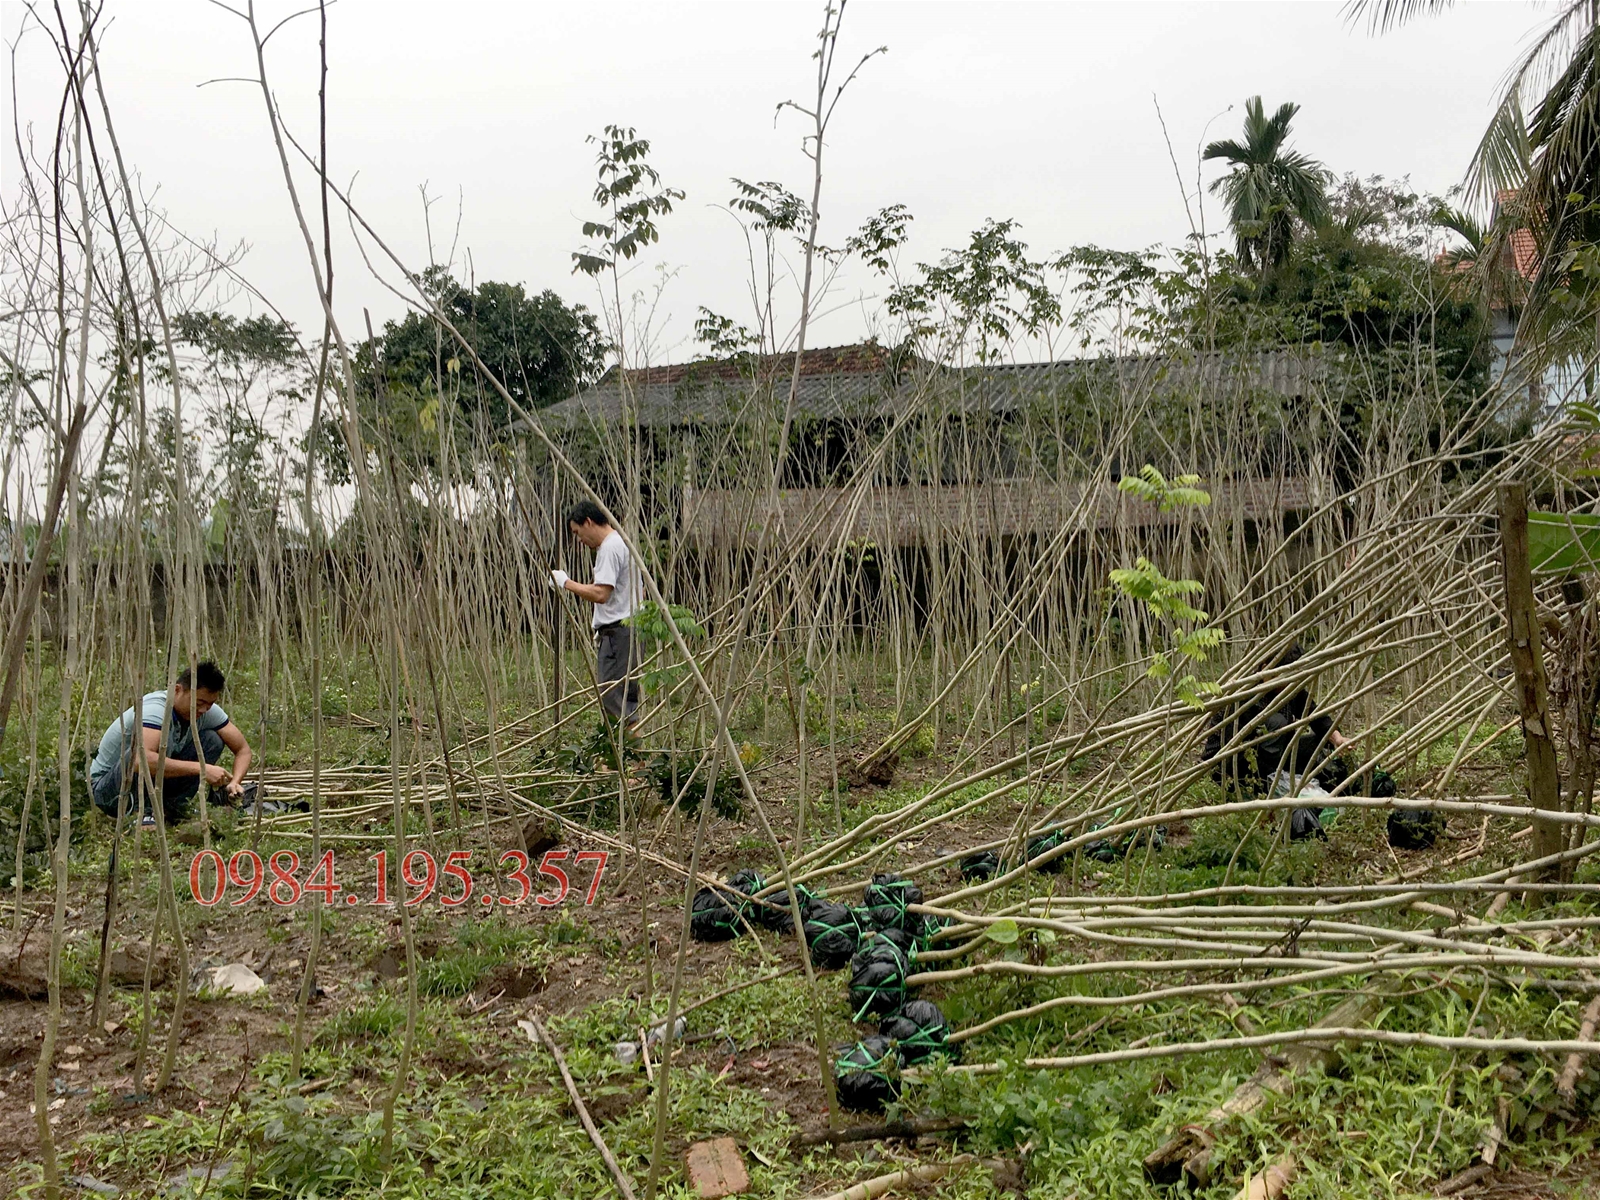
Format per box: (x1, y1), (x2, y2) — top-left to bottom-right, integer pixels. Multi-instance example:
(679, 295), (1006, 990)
(590, 529), (638, 628)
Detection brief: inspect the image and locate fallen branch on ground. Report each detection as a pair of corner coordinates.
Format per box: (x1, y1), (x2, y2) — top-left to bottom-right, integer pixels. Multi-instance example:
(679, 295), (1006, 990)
(519, 1015), (639, 1200)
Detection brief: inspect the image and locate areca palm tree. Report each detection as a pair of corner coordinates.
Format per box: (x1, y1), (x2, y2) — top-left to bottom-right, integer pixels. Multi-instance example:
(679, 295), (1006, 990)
(1203, 96), (1332, 272)
(1433, 204), (1488, 271)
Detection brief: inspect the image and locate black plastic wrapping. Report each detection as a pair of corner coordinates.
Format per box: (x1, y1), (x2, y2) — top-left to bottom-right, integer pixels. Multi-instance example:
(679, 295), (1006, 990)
(1288, 807), (1327, 842)
(879, 999), (953, 1065)
(959, 850), (1001, 881)
(849, 929), (914, 1020)
(803, 901), (861, 970)
(1027, 830), (1070, 871)
(689, 886), (742, 942)
(834, 1035), (900, 1111)
(752, 884), (814, 934)
(860, 872), (925, 936)
(1387, 809), (1445, 850)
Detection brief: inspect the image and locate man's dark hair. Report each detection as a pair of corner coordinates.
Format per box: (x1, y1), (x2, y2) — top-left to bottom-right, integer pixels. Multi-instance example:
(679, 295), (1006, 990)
(566, 500), (610, 529)
(178, 660), (226, 694)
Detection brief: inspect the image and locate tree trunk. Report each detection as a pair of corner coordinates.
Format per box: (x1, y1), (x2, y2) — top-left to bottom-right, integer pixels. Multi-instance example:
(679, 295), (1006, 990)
(1497, 483), (1565, 886)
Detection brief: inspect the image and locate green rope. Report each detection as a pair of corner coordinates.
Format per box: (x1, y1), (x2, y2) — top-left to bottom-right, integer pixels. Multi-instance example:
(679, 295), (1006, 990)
(835, 1040), (896, 1080)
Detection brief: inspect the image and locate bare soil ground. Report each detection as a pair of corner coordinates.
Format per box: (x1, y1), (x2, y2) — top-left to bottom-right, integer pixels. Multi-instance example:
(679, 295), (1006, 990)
(6, 745), (1600, 1197)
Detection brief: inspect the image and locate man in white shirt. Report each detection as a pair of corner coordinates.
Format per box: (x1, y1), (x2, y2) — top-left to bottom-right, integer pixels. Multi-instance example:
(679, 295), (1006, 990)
(553, 501), (640, 724)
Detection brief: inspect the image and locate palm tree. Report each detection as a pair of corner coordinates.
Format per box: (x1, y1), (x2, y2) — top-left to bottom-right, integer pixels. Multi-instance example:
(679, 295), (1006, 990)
(1202, 97), (1332, 272)
(1433, 204), (1488, 272)
(1351, 2), (1594, 354)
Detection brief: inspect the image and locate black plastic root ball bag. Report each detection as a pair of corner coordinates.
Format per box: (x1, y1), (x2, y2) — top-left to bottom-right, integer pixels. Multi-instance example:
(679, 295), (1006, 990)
(1288, 807), (1327, 842)
(752, 884), (814, 934)
(725, 869), (778, 929)
(1370, 767), (1398, 798)
(803, 901), (860, 970)
(1387, 808), (1445, 850)
(1027, 829), (1070, 872)
(916, 914), (952, 953)
(689, 886), (743, 942)
(1315, 755), (1351, 793)
(834, 1036), (900, 1112)
(959, 850), (1001, 881)
(1125, 824), (1168, 853)
(861, 872), (924, 935)
(849, 931), (914, 1020)
(880, 999), (952, 1065)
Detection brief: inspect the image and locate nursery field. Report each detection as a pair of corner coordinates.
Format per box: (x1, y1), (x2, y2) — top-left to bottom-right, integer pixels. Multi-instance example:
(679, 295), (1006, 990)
(11, 628), (1600, 1200)
(19, 2), (1600, 1197)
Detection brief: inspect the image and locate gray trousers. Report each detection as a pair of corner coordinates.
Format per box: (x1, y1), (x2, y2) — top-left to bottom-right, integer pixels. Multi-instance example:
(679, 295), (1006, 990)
(596, 623), (640, 724)
(91, 727), (226, 825)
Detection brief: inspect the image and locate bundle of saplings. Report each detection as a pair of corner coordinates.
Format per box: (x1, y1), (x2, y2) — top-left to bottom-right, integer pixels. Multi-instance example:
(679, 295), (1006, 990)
(1387, 808), (1445, 850)
(689, 885), (744, 942)
(834, 1035), (900, 1112)
(879, 998), (952, 1065)
(802, 901), (861, 970)
(849, 928), (915, 1020)
(1027, 829), (1069, 872)
(861, 872), (924, 936)
(959, 850), (1001, 881)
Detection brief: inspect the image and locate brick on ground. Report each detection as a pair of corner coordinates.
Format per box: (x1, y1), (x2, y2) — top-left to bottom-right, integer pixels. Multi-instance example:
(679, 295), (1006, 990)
(684, 1137), (749, 1198)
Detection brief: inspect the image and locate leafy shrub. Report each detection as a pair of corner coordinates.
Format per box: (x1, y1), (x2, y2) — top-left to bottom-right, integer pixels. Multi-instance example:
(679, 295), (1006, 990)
(648, 750), (743, 820)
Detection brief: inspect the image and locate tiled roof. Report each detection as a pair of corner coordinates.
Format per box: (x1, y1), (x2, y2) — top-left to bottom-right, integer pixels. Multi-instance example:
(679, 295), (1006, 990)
(1496, 189), (1541, 282)
(595, 343), (895, 388)
(1510, 227), (1539, 281)
(529, 346), (1322, 431)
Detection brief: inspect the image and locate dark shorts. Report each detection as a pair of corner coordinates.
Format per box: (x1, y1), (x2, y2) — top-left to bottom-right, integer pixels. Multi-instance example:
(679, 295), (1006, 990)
(595, 623), (640, 724)
(91, 727), (226, 825)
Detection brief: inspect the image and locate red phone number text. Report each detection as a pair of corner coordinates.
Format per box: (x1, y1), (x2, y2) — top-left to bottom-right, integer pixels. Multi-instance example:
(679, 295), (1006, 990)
(187, 849), (608, 908)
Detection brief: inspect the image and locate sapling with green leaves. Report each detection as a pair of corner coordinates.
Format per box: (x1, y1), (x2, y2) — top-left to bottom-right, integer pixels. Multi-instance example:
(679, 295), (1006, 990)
(1110, 465), (1224, 708)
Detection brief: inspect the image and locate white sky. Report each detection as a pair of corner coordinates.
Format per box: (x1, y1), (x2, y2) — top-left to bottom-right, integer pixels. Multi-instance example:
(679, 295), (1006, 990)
(2, 0), (1548, 367)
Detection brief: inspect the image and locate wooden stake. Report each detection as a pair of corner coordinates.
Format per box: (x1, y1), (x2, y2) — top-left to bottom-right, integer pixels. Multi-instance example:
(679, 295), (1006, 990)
(1498, 483), (1565, 885)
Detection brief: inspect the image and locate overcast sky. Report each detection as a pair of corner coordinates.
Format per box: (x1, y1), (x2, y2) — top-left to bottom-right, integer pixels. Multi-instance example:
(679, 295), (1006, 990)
(2, 0), (1546, 366)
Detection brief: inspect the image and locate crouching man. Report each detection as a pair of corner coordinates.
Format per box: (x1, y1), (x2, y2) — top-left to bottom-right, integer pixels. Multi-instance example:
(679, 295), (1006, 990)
(89, 660), (253, 826)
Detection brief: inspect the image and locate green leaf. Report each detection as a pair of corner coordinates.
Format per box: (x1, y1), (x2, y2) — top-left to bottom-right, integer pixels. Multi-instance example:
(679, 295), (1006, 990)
(1528, 511), (1600, 576)
(985, 918), (1020, 945)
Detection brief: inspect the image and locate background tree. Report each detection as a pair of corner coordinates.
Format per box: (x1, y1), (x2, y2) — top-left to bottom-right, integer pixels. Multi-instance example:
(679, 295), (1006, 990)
(1203, 96), (1332, 273)
(348, 267), (606, 472)
(171, 310), (302, 550)
(1352, 1), (1600, 369)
